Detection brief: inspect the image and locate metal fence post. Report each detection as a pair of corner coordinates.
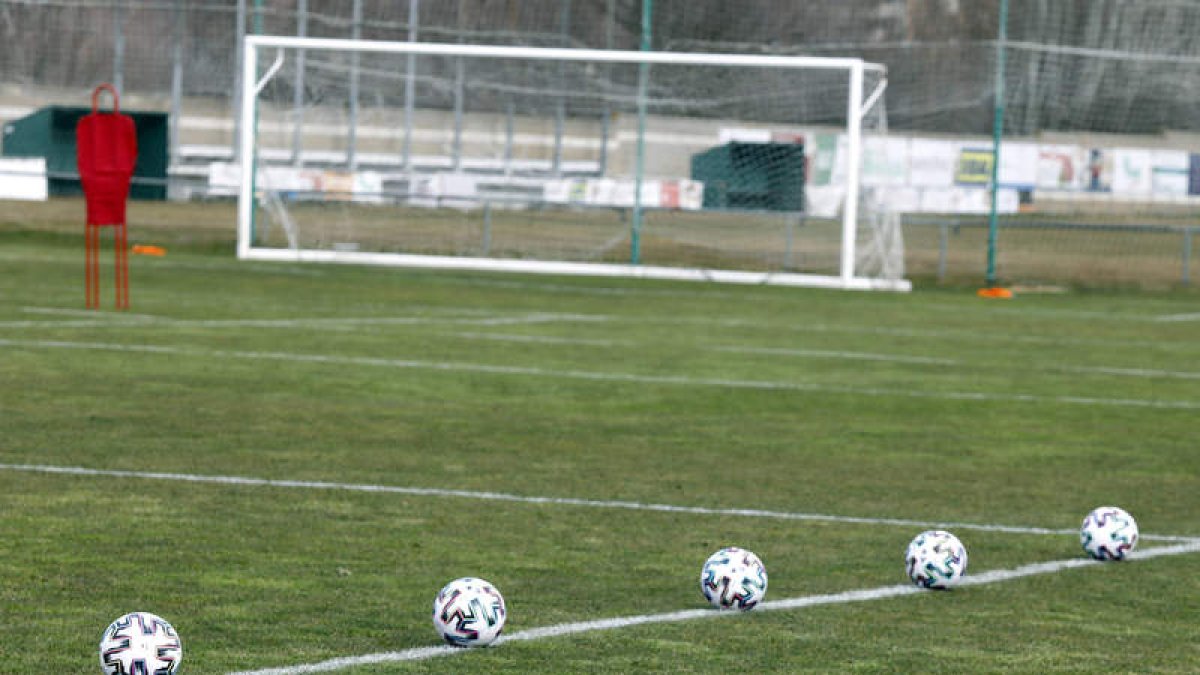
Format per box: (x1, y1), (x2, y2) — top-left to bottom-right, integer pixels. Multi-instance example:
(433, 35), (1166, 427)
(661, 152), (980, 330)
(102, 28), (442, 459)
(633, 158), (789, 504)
(598, 0), (615, 177)
(403, 0), (419, 177)
(938, 221), (949, 282)
(504, 99), (514, 178)
(112, 0), (125, 94)
(169, 0), (183, 171)
(452, 0), (465, 173)
(232, 0), (247, 162)
(292, 0), (308, 166)
(553, 0), (571, 177)
(1183, 226), (1194, 286)
(348, 0), (362, 170)
(482, 201), (493, 255)
(783, 213), (796, 270)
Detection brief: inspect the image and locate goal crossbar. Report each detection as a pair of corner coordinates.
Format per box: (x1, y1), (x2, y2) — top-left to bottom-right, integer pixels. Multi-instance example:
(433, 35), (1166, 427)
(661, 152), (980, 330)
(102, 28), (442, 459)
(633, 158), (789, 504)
(244, 35), (887, 72)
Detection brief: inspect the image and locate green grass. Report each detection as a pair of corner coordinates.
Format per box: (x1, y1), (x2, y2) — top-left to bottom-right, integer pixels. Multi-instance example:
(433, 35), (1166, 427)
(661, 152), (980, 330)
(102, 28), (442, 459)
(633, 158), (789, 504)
(1, 218), (1198, 673)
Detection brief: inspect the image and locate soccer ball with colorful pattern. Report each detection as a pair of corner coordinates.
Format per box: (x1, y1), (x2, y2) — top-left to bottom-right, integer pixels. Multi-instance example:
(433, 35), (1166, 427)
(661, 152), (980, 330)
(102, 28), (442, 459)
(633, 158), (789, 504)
(700, 546), (768, 610)
(905, 530), (968, 589)
(1080, 506), (1138, 560)
(432, 577), (507, 647)
(98, 611), (182, 675)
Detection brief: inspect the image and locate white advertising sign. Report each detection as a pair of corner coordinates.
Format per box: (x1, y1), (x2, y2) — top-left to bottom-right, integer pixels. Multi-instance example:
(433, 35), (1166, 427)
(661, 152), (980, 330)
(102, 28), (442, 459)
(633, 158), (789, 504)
(908, 139), (959, 188)
(1150, 150), (1190, 196)
(1112, 148), (1153, 196)
(0, 157), (47, 200)
(1035, 145), (1082, 190)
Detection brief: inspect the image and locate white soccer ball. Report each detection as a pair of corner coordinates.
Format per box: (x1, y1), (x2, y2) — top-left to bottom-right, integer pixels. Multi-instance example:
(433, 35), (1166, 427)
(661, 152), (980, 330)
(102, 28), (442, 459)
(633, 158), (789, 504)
(98, 611), (182, 675)
(432, 577), (507, 647)
(1080, 506), (1139, 560)
(700, 546), (768, 610)
(905, 530), (968, 589)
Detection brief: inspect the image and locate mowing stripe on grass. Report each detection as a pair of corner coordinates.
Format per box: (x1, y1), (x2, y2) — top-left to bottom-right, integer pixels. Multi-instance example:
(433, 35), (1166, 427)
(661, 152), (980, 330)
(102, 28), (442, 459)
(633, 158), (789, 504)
(2, 463), (1196, 543)
(227, 539), (1200, 674)
(2, 337), (1199, 410)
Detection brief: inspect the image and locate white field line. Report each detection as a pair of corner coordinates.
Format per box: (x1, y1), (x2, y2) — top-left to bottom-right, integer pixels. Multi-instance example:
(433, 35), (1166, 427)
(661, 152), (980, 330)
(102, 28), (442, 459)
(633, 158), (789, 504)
(7, 304), (1199, 354)
(3, 337), (1199, 411)
(6, 312), (1200, 380)
(20, 306), (161, 321)
(8, 311), (1196, 380)
(718, 345), (1200, 381)
(640, 315), (1200, 354)
(448, 331), (630, 347)
(1155, 312), (1200, 322)
(716, 345), (957, 366)
(1054, 364), (1200, 380)
(228, 539), (1200, 675)
(1, 463), (1195, 544)
(0, 312), (607, 330)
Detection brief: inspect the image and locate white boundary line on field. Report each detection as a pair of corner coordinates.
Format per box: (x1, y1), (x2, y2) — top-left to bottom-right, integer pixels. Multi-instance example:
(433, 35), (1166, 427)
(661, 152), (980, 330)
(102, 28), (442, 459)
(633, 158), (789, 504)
(1, 463), (1195, 543)
(1155, 312), (1200, 322)
(2, 338), (1200, 410)
(6, 316), (1200, 380)
(447, 331), (631, 347)
(715, 345), (959, 366)
(228, 539), (1200, 674)
(716, 345), (1200, 380)
(0, 311), (605, 330)
(9, 305), (1200, 354)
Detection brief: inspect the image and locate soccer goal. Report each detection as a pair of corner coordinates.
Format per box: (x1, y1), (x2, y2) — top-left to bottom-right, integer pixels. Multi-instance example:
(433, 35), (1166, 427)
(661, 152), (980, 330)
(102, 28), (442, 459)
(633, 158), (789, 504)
(236, 35), (909, 291)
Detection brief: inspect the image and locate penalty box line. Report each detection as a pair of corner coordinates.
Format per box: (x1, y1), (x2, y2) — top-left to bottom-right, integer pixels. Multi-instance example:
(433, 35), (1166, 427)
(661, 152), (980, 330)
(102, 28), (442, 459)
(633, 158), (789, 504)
(1, 463), (1196, 544)
(228, 539), (1200, 675)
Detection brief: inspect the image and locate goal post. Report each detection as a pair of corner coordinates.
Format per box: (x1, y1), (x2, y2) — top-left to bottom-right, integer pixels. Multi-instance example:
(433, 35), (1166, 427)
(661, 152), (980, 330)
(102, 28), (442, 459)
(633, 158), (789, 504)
(237, 35), (909, 292)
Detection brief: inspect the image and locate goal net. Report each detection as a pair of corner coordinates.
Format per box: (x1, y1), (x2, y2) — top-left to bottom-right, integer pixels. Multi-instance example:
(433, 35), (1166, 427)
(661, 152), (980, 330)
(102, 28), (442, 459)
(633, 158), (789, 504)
(236, 35), (907, 291)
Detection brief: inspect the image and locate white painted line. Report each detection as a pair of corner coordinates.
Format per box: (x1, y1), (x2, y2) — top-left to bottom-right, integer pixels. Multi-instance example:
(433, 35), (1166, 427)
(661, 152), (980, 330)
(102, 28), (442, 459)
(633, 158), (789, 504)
(449, 331), (629, 347)
(1, 463), (1195, 543)
(20, 306), (159, 320)
(642, 315), (1200, 353)
(720, 345), (1200, 381)
(6, 304), (1196, 355)
(3, 338), (1199, 410)
(716, 345), (956, 366)
(1155, 312), (1200, 322)
(151, 313), (605, 329)
(1056, 364), (1200, 381)
(0, 312), (608, 331)
(10, 312), (1194, 380)
(227, 539), (1200, 674)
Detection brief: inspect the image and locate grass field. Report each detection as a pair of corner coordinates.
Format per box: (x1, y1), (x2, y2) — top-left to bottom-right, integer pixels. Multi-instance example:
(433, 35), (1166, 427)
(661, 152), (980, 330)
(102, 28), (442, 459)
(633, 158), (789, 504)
(1, 212), (1199, 672)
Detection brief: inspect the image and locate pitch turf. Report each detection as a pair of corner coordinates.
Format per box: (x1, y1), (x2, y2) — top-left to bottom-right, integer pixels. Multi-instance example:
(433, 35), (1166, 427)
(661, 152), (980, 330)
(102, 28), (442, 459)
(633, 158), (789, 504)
(1, 222), (1198, 672)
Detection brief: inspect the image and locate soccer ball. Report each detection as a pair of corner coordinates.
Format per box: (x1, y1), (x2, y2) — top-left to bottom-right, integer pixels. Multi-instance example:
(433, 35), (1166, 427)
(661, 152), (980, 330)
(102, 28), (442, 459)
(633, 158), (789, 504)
(905, 530), (968, 589)
(1080, 506), (1139, 560)
(700, 547), (768, 610)
(98, 611), (182, 675)
(432, 577), (507, 647)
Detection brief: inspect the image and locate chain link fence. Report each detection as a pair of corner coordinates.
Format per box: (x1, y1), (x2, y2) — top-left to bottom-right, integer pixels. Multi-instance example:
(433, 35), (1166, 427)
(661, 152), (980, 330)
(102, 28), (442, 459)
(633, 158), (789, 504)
(2, 0), (1199, 288)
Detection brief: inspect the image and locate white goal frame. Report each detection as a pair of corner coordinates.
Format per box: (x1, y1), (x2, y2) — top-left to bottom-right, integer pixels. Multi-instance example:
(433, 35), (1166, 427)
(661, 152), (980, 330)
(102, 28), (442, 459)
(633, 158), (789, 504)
(238, 35), (910, 292)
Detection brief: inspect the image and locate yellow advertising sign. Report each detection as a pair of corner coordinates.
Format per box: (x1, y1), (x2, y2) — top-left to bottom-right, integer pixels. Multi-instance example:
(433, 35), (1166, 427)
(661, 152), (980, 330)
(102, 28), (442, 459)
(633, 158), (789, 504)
(955, 149), (994, 185)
